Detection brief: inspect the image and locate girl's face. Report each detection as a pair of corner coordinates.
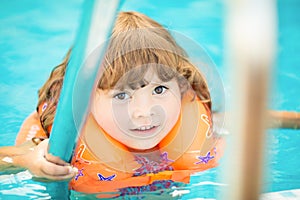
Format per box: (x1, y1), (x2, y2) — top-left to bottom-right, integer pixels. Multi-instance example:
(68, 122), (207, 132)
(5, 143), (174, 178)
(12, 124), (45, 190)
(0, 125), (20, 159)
(92, 67), (181, 150)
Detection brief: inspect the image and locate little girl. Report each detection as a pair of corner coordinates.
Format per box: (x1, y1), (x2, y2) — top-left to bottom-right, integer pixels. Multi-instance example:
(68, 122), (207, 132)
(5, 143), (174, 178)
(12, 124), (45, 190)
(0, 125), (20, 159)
(16, 11), (223, 193)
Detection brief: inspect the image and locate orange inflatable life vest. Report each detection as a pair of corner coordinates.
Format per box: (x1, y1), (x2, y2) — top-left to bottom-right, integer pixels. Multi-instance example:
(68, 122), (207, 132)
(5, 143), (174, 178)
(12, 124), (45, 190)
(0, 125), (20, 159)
(15, 98), (224, 194)
(15, 111), (47, 145)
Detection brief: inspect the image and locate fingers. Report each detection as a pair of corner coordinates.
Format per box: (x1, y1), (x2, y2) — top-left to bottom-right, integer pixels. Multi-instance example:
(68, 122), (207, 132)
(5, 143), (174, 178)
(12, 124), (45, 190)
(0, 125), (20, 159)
(45, 153), (69, 166)
(34, 160), (78, 181)
(40, 160), (70, 175)
(39, 139), (69, 166)
(37, 139), (69, 166)
(39, 165), (78, 181)
(33, 166), (78, 181)
(29, 139), (78, 181)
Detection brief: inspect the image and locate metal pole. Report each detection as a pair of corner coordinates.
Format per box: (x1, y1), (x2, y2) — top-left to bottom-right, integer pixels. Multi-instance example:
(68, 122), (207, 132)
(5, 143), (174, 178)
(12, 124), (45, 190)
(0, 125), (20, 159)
(221, 0), (277, 199)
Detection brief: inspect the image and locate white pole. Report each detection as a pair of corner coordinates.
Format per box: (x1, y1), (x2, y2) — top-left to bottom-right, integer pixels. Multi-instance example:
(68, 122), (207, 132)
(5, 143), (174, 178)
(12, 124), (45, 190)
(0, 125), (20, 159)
(221, 0), (277, 199)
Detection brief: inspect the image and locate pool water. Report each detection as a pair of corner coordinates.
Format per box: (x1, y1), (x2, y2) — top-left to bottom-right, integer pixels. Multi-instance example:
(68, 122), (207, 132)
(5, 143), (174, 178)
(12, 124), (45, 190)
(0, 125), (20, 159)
(0, 0), (300, 199)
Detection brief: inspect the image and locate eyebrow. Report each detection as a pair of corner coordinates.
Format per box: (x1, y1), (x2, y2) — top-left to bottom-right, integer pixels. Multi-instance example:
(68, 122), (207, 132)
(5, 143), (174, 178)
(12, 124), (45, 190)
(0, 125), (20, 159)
(113, 78), (150, 90)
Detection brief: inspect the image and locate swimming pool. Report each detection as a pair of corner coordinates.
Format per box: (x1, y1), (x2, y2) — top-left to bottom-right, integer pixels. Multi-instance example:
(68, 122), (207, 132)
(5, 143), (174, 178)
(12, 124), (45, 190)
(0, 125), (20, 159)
(0, 0), (299, 199)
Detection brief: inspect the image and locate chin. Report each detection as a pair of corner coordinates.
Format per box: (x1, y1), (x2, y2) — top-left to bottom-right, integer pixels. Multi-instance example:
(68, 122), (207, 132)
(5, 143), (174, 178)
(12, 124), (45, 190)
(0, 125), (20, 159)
(127, 142), (158, 151)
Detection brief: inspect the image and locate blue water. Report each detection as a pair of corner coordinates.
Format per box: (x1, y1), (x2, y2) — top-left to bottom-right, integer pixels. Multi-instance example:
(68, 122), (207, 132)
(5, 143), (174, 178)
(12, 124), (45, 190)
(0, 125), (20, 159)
(0, 0), (299, 199)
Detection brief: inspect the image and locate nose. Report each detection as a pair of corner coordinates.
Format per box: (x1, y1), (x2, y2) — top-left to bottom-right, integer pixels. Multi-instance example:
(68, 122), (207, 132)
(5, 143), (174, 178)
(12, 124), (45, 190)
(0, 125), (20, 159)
(132, 108), (154, 119)
(130, 93), (154, 119)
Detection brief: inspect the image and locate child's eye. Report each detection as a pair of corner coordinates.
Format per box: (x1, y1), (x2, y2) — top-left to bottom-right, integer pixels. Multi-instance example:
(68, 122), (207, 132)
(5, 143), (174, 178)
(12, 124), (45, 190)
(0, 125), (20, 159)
(114, 92), (130, 100)
(152, 85), (168, 95)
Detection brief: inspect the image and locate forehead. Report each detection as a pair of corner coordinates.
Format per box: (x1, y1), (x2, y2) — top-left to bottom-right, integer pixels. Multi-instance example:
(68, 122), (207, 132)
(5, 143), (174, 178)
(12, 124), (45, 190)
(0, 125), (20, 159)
(113, 64), (177, 90)
(140, 67), (159, 82)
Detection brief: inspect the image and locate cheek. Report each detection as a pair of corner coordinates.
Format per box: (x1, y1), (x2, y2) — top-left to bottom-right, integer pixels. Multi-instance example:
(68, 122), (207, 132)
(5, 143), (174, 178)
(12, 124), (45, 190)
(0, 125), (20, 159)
(163, 99), (181, 124)
(112, 103), (130, 128)
(96, 108), (119, 139)
(92, 97), (114, 130)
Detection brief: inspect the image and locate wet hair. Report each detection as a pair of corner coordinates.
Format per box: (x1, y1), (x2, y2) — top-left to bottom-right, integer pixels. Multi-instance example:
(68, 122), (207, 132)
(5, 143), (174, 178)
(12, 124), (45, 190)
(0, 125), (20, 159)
(37, 49), (70, 136)
(37, 11), (211, 134)
(99, 12), (210, 102)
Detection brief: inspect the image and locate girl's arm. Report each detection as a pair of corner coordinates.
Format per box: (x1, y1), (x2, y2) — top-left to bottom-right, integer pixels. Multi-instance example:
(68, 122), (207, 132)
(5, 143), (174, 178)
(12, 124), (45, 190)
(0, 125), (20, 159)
(213, 110), (300, 133)
(269, 110), (300, 129)
(0, 139), (37, 171)
(0, 139), (77, 180)
(5, 111), (77, 180)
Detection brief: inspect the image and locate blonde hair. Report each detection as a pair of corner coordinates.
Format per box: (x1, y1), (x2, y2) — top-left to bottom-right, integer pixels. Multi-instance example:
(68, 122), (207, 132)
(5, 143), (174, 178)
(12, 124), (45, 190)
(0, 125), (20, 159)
(37, 11), (211, 134)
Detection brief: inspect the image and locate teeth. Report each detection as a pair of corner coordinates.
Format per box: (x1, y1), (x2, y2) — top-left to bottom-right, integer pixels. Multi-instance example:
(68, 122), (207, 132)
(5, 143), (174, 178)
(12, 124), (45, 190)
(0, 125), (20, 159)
(137, 125), (153, 131)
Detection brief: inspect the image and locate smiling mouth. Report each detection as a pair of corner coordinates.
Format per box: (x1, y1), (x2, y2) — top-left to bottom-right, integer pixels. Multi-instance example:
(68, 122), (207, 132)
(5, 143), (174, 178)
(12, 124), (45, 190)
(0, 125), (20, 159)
(130, 125), (159, 134)
(134, 125), (155, 131)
